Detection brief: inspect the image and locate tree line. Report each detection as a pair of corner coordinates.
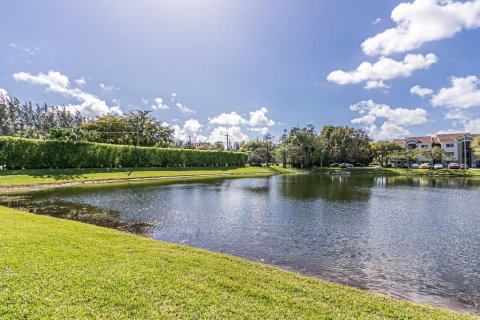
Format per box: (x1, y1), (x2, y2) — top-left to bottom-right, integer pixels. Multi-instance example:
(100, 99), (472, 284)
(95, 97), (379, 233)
(0, 96), (175, 147)
(4, 96), (478, 168)
(241, 125), (373, 168)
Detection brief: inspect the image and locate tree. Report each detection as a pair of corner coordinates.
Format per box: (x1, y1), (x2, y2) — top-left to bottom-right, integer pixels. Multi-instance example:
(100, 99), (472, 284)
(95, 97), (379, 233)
(263, 133), (274, 167)
(275, 129), (289, 168)
(82, 112), (174, 147)
(327, 126), (372, 165)
(0, 96), (83, 138)
(248, 148), (268, 166)
(288, 124), (318, 168)
(372, 141), (404, 167)
(415, 146), (450, 165)
(472, 136), (480, 157)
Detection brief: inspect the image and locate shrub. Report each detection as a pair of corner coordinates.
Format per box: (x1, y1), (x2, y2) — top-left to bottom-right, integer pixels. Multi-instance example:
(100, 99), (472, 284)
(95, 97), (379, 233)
(0, 136), (248, 169)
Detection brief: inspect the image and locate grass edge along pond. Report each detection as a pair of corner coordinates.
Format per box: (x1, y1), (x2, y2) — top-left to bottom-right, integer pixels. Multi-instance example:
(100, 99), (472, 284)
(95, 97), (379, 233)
(0, 206), (477, 319)
(0, 166), (298, 188)
(2, 165), (478, 189)
(315, 166), (480, 177)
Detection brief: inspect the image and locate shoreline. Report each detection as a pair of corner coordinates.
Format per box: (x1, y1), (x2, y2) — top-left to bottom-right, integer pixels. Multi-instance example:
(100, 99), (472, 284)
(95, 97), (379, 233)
(0, 171), (275, 193)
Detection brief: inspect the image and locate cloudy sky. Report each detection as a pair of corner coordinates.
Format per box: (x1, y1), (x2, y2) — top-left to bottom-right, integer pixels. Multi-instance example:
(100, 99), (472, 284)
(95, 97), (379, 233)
(1, 0), (480, 142)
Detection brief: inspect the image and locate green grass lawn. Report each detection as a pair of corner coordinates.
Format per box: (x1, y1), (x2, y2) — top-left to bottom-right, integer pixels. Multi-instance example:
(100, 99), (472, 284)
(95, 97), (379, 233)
(314, 167), (480, 177)
(0, 166), (279, 187)
(0, 206), (476, 319)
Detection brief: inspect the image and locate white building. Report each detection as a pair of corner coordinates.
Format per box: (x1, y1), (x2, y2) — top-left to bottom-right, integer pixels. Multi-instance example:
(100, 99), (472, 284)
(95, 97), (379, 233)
(393, 133), (479, 168)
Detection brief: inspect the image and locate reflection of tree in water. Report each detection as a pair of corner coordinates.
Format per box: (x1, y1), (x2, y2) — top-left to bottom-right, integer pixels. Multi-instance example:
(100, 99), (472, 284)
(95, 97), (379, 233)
(277, 174), (374, 202)
(0, 195), (153, 236)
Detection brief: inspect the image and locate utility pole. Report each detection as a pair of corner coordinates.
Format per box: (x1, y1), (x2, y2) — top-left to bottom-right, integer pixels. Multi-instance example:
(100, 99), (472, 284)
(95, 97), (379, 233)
(225, 133), (229, 151)
(464, 135), (468, 169)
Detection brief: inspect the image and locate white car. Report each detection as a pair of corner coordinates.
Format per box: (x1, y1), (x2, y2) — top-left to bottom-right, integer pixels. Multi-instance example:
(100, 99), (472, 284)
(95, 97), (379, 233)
(410, 163), (419, 169)
(433, 164), (444, 170)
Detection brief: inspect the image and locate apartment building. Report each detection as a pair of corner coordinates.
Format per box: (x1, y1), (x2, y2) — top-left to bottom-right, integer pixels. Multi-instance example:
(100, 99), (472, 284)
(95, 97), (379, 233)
(393, 133), (479, 168)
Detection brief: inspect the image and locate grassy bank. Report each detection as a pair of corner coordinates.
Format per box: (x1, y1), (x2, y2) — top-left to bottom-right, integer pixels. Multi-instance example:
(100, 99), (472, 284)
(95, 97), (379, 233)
(0, 166), (292, 188)
(0, 206), (476, 319)
(314, 167), (480, 177)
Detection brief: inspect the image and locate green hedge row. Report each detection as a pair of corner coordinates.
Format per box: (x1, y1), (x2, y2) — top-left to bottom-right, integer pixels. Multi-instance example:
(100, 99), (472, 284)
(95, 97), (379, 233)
(0, 136), (248, 169)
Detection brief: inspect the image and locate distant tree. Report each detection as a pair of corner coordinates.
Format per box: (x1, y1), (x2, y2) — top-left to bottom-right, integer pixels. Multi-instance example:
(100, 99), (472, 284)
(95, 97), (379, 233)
(372, 141), (404, 167)
(248, 148), (268, 166)
(472, 136), (480, 157)
(275, 129), (289, 168)
(415, 146), (450, 165)
(82, 111), (174, 147)
(240, 140), (267, 153)
(327, 126), (372, 164)
(0, 96), (83, 138)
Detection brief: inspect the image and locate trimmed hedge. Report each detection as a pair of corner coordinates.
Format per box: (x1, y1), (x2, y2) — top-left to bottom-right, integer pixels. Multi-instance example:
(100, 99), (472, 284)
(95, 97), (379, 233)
(0, 136), (248, 169)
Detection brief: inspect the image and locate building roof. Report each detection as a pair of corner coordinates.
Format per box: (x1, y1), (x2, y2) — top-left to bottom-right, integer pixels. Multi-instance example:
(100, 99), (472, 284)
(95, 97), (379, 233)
(393, 132), (476, 145)
(436, 133), (469, 143)
(404, 136), (433, 144)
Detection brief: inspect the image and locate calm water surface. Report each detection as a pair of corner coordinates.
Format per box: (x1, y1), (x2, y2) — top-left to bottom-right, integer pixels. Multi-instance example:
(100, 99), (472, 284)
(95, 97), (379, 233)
(9, 174), (480, 313)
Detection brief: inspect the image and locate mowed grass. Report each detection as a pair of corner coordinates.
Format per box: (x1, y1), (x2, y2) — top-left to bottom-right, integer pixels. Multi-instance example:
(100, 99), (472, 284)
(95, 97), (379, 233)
(0, 166), (276, 187)
(314, 167), (480, 177)
(0, 206), (477, 319)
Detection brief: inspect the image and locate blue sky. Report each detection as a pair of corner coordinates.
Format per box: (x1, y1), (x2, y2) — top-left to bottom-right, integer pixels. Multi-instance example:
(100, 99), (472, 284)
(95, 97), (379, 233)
(1, 0), (480, 142)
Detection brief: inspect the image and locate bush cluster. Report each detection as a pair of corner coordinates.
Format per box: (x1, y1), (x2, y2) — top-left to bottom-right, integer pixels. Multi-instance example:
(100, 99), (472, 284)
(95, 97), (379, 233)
(0, 137), (248, 169)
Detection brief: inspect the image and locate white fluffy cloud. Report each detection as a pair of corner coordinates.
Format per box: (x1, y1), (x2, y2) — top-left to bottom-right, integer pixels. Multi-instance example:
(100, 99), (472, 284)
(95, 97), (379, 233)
(13, 70), (121, 116)
(209, 112), (247, 126)
(350, 100), (428, 140)
(410, 85), (433, 97)
(327, 53), (437, 88)
(173, 119), (203, 141)
(364, 80), (390, 90)
(431, 76), (480, 109)
(441, 109), (480, 133)
(249, 127), (270, 135)
(362, 0), (480, 56)
(209, 108), (275, 127)
(176, 102), (194, 114)
(248, 107), (275, 126)
(151, 97), (170, 110)
(208, 126), (248, 144)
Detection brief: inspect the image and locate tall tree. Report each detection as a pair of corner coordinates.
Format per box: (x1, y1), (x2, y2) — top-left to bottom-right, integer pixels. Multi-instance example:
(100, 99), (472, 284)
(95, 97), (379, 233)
(372, 141), (404, 167)
(415, 146), (450, 165)
(472, 136), (480, 157)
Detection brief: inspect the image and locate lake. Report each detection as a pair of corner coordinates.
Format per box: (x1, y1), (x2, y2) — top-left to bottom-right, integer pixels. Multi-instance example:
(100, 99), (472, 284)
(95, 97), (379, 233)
(4, 174), (480, 313)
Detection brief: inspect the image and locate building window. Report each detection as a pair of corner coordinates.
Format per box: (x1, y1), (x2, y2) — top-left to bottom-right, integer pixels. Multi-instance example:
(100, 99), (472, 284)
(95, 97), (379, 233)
(446, 152), (454, 157)
(446, 143), (454, 148)
(421, 144), (428, 148)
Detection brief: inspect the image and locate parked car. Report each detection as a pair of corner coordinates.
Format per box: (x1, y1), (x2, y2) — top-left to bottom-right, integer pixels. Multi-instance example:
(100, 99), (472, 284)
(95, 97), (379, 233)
(340, 163), (353, 168)
(448, 162), (460, 169)
(433, 164), (444, 170)
(460, 164), (469, 170)
(410, 163), (419, 169)
(330, 163), (340, 167)
(419, 163), (431, 169)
